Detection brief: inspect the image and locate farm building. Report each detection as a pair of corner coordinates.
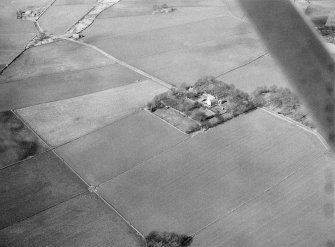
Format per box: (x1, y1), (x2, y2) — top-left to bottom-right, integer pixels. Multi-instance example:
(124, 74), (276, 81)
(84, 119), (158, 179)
(198, 93), (217, 106)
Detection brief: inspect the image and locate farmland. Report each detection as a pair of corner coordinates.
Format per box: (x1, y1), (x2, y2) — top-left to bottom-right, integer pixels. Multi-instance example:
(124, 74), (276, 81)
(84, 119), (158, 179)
(0, 0), (43, 66)
(0, 192), (146, 247)
(192, 152), (335, 247)
(218, 54), (291, 93)
(16, 80), (168, 146)
(0, 151), (86, 230)
(153, 107), (200, 134)
(2, 0), (335, 246)
(0, 62), (145, 111)
(55, 110), (188, 186)
(97, 109), (328, 237)
(0, 40), (145, 111)
(38, 4), (92, 34)
(82, 3), (266, 88)
(0, 40), (113, 82)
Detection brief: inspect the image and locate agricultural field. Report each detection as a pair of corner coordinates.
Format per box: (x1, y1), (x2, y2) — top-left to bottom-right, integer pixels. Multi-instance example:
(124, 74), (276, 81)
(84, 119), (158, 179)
(192, 152), (335, 247)
(153, 108), (200, 134)
(82, 2), (266, 88)
(218, 54), (291, 93)
(16, 80), (168, 146)
(0, 192), (146, 247)
(56, 110), (188, 186)
(54, 0), (96, 5)
(89, 7), (230, 37)
(0, 151), (87, 230)
(0, 111), (48, 169)
(0, 0), (37, 66)
(0, 62), (145, 111)
(0, 40), (113, 82)
(97, 109), (327, 238)
(0, 39), (145, 111)
(38, 4), (93, 34)
(2, 0), (335, 246)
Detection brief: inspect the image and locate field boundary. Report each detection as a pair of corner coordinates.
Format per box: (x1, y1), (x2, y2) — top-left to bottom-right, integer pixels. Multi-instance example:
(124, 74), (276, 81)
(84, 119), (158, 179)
(36, 0), (58, 21)
(144, 108), (189, 135)
(94, 192), (147, 245)
(260, 107), (329, 150)
(64, 38), (172, 89)
(215, 52), (268, 78)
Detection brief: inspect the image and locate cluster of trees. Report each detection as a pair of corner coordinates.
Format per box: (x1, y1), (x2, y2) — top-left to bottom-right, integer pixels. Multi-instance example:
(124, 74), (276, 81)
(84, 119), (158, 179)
(147, 88), (201, 114)
(194, 76), (258, 116)
(252, 85), (314, 128)
(146, 231), (193, 247)
(153, 4), (169, 10)
(152, 4), (176, 13)
(148, 77), (315, 131)
(147, 76), (259, 132)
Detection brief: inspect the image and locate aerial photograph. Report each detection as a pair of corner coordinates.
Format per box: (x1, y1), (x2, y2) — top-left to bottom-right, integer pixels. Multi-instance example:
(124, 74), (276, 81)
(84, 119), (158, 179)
(1, 0), (335, 246)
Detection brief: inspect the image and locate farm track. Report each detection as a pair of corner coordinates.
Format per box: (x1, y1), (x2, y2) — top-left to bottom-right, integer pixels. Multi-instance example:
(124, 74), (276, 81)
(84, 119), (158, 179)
(65, 38), (172, 89)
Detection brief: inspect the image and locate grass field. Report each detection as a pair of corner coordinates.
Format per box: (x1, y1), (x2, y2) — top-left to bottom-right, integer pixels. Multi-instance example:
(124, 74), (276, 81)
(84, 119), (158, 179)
(0, 111), (48, 169)
(54, 0), (96, 6)
(83, 16), (251, 61)
(218, 54), (291, 92)
(0, 1), (39, 65)
(16, 80), (168, 146)
(88, 7), (229, 37)
(39, 4), (93, 34)
(130, 32), (264, 85)
(82, 4), (265, 87)
(0, 151), (86, 230)
(0, 33), (35, 64)
(84, 12), (264, 85)
(192, 153), (335, 247)
(0, 63), (145, 111)
(98, 1), (226, 19)
(97, 109), (327, 236)
(0, 40), (113, 83)
(55, 110), (187, 186)
(154, 108), (200, 133)
(0, 192), (146, 247)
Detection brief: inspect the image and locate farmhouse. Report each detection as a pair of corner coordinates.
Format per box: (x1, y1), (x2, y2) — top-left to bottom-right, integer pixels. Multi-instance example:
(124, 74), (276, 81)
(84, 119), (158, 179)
(198, 93), (217, 106)
(152, 4), (176, 14)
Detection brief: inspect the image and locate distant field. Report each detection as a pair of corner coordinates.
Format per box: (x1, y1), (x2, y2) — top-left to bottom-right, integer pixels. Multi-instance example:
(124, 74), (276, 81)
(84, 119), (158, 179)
(0, 63), (145, 111)
(0, 2), (38, 65)
(88, 7), (229, 37)
(0, 40), (113, 82)
(0, 33), (35, 51)
(83, 16), (251, 60)
(39, 4), (92, 34)
(83, 11), (263, 86)
(98, 109), (326, 236)
(218, 54), (291, 92)
(130, 32), (264, 85)
(17, 80), (168, 146)
(56, 110), (188, 186)
(54, 0), (96, 5)
(0, 33), (35, 64)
